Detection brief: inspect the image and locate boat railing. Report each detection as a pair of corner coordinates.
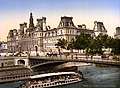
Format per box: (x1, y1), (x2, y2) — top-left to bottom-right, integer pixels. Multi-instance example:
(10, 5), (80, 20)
(30, 77), (80, 85)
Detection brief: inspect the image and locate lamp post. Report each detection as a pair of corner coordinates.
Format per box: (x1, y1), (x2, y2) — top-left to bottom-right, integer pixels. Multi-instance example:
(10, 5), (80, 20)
(19, 45), (21, 56)
(35, 46), (38, 56)
(58, 46), (61, 57)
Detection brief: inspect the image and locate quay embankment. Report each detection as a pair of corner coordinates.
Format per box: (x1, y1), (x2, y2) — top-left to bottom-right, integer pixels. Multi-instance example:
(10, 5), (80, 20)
(0, 65), (31, 83)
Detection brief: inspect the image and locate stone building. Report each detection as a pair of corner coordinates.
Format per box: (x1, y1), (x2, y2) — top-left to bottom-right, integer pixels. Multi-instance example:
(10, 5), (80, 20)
(7, 13), (106, 54)
(0, 41), (7, 53)
(114, 27), (120, 39)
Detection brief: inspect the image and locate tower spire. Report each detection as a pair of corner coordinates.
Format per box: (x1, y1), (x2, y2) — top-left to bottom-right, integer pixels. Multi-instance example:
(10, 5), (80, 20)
(29, 12), (34, 28)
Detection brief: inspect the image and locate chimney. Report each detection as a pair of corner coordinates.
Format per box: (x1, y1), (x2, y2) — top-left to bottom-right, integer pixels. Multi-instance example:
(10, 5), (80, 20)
(42, 17), (46, 31)
(9, 30), (14, 37)
(82, 24), (86, 29)
(19, 24), (23, 29)
(13, 29), (17, 36)
(78, 25), (82, 28)
(24, 22), (27, 28)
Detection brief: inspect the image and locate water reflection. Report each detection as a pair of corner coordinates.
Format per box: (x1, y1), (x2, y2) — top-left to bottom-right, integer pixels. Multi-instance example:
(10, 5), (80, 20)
(54, 65), (120, 88)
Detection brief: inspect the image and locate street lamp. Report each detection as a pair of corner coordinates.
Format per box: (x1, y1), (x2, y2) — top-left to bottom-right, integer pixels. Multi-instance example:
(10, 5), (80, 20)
(19, 45), (21, 56)
(35, 46), (38, 56)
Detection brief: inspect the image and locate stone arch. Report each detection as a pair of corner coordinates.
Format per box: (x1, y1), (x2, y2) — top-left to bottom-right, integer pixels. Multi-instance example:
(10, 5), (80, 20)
(14, 57), (29, 67)
(17, 60), (25, 65)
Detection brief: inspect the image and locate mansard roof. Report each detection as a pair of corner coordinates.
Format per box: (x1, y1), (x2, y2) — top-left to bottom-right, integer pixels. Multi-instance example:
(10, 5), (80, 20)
(93, 21), (107, 32)
(57, 16), (76, 28)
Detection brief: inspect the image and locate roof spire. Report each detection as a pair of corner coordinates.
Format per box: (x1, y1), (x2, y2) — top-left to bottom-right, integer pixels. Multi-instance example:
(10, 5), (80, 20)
(29, 12), (34, 28)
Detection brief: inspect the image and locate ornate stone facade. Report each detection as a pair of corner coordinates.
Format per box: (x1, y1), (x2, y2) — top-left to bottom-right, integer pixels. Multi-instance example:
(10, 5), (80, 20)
(7, 13), (107, 53)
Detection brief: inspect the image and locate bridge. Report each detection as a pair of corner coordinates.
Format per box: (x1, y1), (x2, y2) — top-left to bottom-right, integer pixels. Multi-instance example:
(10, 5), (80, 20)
(0, 55), (120, 83)
(29, 56), (120, 66)
(1, 55), (120, 68)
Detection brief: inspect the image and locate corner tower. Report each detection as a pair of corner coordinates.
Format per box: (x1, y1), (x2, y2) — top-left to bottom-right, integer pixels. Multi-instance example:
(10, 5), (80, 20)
(114, 27), (120, 39)
(93, 21), (107, 36)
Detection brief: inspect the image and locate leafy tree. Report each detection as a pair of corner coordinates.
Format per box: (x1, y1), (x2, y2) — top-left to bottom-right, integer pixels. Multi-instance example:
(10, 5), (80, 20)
(73, 33), (92, 50)
(67, 38), (75, 51)
(111, 39), (120, 55)
(55, 38), (68, 49)
(86, 37), (103, 56)
(55, 33), (120, 57)
(55, 38), (68, 55)
(96, 34), (113, 48)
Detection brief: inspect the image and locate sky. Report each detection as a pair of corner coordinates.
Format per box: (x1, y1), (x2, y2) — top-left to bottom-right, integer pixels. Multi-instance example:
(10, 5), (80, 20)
(0, 0), (120, 41)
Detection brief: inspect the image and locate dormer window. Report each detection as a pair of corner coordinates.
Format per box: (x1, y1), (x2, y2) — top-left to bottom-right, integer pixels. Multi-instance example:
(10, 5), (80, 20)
(52, 31), (54, 36)
(56, 31), (57, 36)
(48, 32), (50, 36)
(66, 22), (69, 26)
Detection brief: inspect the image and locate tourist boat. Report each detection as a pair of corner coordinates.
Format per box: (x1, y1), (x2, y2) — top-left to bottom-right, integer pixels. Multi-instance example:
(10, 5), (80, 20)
(20, 71), (83, 88)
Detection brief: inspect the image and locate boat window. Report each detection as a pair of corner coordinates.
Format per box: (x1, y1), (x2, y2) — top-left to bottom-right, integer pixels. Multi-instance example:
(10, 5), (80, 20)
(1, 78), (3, 80)
(6, 77), (9, 79)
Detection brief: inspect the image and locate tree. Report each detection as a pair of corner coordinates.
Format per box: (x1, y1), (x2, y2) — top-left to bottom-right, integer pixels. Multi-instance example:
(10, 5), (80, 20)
(55, 38), (68, 49)
(55, 33), (120, 58)
(55, 38), (68, 55)
(73, 33), (92, 51)
(85, 34), (109, 56)
(111, 39), (120, 55)
(67, 38), (75, 51)
(69, 33), (93, 58)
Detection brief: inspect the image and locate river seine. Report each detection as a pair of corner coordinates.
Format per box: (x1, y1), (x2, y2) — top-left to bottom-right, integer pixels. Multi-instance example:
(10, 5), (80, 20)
(0, 64), (120, 88)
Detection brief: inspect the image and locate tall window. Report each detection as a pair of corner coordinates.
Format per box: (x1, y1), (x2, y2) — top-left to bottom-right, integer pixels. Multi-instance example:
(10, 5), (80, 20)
(61, 30), (63, 34)
(70, 30), (71, 34)
(66, 22), (69, 26)
(56, 31), (57, 36)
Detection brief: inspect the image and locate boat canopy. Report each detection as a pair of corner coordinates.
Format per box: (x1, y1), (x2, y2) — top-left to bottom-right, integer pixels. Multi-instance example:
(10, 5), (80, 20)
(30, 72), (76, 79)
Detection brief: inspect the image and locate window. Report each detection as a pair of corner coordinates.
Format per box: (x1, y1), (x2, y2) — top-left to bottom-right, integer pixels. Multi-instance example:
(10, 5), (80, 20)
(73, 30), (74, 34)
(61, 30), (63, 34)
(45, 33), (47, 37)
(66, 22), (69, 26)
(70, 30), (71, 34)
(62, 22), (64, 26)
(48, 32), (50, 36)
(56, 31), (57, 36)
(68, 29), (69, 34)
(52, 31), (54, 36)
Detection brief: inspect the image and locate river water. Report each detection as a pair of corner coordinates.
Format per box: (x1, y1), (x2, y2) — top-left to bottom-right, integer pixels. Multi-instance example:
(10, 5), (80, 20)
(0, 64), (120, 88)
